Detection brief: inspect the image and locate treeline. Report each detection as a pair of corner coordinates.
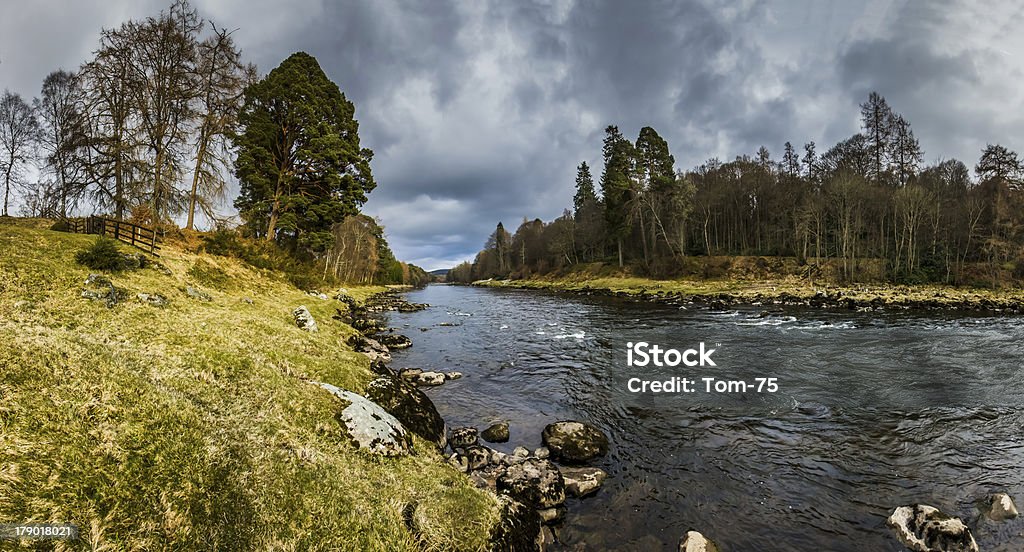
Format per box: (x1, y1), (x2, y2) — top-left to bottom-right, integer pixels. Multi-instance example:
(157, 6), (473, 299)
(451, 92), (1024, 286)
(0, 1), (427, 286)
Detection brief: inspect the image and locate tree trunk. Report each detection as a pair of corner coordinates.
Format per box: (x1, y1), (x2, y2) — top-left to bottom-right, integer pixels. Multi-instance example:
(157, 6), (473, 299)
(186, 130), (210, 230)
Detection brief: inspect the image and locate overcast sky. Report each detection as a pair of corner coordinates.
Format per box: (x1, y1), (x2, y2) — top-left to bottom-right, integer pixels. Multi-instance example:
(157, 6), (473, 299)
(2, 0), (1023, 270)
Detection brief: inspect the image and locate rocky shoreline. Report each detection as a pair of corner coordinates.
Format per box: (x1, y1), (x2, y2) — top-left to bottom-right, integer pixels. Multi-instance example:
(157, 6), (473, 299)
(473, 278), (1024, 314)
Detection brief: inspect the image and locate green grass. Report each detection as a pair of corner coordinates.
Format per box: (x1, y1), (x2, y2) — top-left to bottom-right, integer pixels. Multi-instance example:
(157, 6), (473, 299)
(0, 218), (498, 551)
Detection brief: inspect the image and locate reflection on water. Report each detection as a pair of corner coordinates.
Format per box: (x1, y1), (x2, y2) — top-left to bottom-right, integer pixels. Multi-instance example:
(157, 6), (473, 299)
(387, 285), (1024, 551)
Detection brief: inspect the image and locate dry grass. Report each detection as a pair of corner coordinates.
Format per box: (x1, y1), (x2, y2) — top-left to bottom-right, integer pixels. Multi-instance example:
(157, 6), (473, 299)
(0, 218), (498, 551)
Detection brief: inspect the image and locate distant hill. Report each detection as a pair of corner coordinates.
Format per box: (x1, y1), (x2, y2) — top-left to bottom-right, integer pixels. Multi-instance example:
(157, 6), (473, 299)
(428, 268), (450, 276)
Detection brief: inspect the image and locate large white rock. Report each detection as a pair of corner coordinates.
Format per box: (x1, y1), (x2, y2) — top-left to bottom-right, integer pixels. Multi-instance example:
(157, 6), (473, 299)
(887, 504), (978, 552)
(314, 382), (410, 456)
(293, 305), (318, 332)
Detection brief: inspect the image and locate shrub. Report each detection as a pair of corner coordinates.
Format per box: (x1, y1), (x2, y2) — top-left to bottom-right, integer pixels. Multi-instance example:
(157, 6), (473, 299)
(75, 237), (131, 271)
(50, 220), (71, 232)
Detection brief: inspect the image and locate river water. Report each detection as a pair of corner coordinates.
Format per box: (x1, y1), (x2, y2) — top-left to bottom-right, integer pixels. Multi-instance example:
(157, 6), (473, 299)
(386, 284), (1024, 551)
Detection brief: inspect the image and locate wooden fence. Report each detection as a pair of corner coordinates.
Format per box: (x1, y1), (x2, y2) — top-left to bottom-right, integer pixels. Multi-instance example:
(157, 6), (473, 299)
(63, 215), (161, 255)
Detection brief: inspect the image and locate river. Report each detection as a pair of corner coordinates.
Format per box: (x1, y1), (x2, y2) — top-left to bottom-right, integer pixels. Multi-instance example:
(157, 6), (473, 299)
(386, 284), (1024, 551)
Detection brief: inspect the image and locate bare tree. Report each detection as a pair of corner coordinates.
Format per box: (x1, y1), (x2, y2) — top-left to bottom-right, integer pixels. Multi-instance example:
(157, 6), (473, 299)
(34, 70), (88, 216)
(125, 0), (203, 222)
(186, 25), (253, 230)
(0, 91), (39, 216)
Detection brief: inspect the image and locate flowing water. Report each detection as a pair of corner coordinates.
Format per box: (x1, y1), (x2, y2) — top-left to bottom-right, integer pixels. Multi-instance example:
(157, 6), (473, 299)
(386, 284), (1024, 551)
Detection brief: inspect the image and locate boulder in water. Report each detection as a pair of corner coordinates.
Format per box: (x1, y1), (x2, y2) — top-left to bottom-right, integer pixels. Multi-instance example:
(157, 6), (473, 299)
(679, 531), (720, 552)
(314, 382), (411, 457)
(560, 466), (607, 498)
(347, 334), (391, 363)
(365, 375), (446, 450)
(482, 421), (510, 443)
(414, 371), (446, 387)
(541, 420), (609, 464)
(377, 333), (412, 349)
(887, 504), (978, 552)
(976, 493), (1018, 521)
(496, 458), (566, 509)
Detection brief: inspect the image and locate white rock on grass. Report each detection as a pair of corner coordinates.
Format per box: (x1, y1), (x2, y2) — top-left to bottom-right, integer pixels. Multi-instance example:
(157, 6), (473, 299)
(313, 382), (410, 456)
(293, 305), (318, 332)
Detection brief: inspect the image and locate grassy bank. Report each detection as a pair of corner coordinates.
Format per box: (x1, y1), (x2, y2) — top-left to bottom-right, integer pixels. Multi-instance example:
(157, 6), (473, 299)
(474, 272), (1024, 311)
(0, 218), (497, 551)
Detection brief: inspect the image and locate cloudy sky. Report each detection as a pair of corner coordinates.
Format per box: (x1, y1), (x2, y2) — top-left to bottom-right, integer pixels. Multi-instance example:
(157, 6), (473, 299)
(2, 0), (1022, 270)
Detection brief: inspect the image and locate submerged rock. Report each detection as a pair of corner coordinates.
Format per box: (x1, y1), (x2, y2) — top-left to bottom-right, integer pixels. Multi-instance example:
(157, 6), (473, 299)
(560, 466), (607, 498)
(490, 495), (543, 552)
(365, 375), (447, 450)
(445, 371), (463, 380)
(887, 504), (978, 552)
(497, 458), (566, 509)
(679, 531), (720, 552)
(541, 421), (609, 464)
(976, 492), (1019, 521)
(482, 421), (510, 443)
(293, 305), (318, 332)
(314, 382), (411, 457)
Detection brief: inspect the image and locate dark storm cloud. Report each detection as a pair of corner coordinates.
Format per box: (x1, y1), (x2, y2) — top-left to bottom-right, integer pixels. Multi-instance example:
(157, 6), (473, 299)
(2, 0), (1021, 269)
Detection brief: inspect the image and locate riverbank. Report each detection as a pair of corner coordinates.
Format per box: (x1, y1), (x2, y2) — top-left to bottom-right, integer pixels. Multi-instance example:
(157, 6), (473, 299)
(473, 275), (1024, 312)
(0, 218), (498, 550)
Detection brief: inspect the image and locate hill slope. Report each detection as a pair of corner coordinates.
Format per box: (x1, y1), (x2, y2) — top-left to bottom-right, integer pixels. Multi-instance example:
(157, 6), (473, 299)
(0, 218), (497, 550)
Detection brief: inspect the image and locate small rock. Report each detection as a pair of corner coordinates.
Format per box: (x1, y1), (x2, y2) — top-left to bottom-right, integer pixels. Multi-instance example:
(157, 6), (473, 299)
(242, 297), (254, 305)
(679, 531), (720, 552)
(415, 371), (447, 387)
(136, 292), (168, 307)
(513, 446), (531, 458)
(560, 466), (607, 498)
(377, 333), (412, 350)
(399, 368), (423, 380)
(450, 427), (479, 448)
(541, 420), (609, 464)
(482, 421), (510, 443)
(444, 371), (463, 380)
(497, 458), (566, 509)
(887, 504), (978, 552)
(448, 452), (469, 473)
(293, 306), (318, 332)
(537, 506), (565, 525)
(13, 300), (30, 309)
(185, 286), (212, 302)
(977, 493), (1019, 521)
(533, 447), (550, 460)
(347, 335), (391, 363)
(464, 445), (492, 470)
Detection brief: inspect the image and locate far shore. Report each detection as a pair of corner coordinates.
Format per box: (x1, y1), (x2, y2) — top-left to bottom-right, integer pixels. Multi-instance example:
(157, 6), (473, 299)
(471, 276), (1024, 313)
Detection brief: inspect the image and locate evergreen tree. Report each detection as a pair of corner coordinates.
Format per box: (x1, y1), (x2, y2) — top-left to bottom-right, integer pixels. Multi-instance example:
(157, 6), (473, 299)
(572, 161), (596, 215)
(860, 91), (893, 184)
(233, 52), (375, 254)
(599, 125), (634, 267)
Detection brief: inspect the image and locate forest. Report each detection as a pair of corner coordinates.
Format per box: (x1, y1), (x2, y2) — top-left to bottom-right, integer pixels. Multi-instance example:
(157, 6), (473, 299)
(451, 92), (1024, 287)
(0, 1), (427, 287)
